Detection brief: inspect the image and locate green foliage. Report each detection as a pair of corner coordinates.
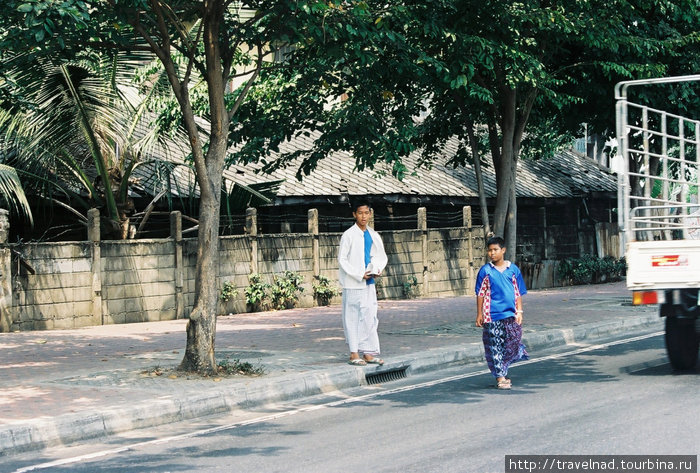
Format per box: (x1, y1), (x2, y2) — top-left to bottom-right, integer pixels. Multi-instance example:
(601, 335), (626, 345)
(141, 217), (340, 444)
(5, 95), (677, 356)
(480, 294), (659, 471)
(244, 273), (271, 312)
(1, 0), (335, 241)
(271, 270), (305, 310)
(219, 281), (238, 303)
(244, 271), (305, 311)
(312, 275), (340, 306)
(229, 1), (423, 181)
(558, 254), (599, 285)
(558, 255), (626, 285)
(232, 0), (700, 250)
(0, 0), (91, 69)
(217, 357), (265, 376)
(0, 48), (195, 238)
(0, 162), (31, 223)
(402, 275), (420, 299)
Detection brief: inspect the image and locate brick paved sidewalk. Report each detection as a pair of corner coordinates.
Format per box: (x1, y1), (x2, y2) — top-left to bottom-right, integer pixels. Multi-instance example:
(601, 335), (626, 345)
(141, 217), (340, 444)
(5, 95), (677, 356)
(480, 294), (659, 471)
(0, 281), (659, 455)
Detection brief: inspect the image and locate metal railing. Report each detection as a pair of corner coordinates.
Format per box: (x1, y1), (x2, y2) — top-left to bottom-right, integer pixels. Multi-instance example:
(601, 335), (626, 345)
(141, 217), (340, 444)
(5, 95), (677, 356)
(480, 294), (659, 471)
(615, 75), (700, 248)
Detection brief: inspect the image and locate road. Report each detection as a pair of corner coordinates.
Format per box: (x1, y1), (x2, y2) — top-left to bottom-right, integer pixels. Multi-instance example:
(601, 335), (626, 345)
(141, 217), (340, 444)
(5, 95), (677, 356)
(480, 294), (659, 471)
(3, 329), (698, 473)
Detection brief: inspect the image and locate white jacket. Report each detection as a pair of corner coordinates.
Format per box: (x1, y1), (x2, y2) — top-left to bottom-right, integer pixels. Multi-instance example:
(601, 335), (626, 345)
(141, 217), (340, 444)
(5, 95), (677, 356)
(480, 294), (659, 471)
(338, 224), (388, 289)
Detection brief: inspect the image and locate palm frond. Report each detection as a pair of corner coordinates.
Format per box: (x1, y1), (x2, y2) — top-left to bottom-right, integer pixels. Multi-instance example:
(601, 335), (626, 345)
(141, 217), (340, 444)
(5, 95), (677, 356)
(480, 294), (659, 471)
(0, 163), (33, 225)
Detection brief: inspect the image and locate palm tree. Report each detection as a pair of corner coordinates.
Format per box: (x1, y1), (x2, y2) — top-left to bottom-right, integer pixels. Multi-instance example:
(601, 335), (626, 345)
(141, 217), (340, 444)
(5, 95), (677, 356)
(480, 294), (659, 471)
(1, 47), (280, 241)
(0, 50), (202, 239)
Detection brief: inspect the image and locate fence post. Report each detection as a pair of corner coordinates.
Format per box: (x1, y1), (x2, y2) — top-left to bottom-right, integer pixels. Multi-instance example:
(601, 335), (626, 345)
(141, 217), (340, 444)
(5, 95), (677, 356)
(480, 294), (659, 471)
(87, 208), (103, 325)
(246, 207), (258, 274)
(0, 209), (12, 332)
(463, 206), (474, 286)
(171, 211), (185, 319)
(418, 207), (428, 296)
(576, 205), (585, 256)
(308, 209), (319, 278)
(0, 209), (8, 243)
(540, 207), (548, 260)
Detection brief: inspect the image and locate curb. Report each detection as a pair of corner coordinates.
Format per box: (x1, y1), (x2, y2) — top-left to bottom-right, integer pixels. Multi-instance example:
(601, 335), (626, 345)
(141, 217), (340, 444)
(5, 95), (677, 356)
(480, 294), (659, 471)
(0, 312), (662, 457)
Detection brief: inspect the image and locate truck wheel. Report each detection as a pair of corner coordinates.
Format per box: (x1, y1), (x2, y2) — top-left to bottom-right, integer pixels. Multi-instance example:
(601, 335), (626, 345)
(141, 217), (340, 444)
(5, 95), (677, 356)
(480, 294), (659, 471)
(665, 316), (699, 370)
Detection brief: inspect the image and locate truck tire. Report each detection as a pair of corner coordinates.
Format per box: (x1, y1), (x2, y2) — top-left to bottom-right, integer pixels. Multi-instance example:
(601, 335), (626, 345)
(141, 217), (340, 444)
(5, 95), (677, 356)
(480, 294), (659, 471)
(665, 316), (699, 370)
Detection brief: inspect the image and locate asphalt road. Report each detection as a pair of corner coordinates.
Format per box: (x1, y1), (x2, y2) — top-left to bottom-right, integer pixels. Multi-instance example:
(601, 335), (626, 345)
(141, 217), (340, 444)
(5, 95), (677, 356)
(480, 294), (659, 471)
(4, 329), (698, 473)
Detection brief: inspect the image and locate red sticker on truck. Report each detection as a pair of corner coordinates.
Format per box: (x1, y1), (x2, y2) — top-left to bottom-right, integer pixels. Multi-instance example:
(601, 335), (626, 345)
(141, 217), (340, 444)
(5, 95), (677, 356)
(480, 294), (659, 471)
(651, 255), (688, 267)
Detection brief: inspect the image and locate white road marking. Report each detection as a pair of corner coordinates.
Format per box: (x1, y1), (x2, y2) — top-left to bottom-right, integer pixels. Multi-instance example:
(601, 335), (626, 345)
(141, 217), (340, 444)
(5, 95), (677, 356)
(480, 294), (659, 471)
(12, 331), (663, 472)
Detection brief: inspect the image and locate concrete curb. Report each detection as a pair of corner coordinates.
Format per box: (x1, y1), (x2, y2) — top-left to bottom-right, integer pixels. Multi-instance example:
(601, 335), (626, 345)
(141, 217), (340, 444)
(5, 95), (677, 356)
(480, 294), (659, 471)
(0, 312), (662, 456)
(522, 312), (661, 350)
(0, 367), (367, 456)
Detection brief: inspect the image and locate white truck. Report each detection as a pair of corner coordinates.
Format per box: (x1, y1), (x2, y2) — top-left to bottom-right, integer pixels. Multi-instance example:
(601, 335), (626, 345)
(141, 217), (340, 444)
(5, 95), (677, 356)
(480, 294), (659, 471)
(615, 75), (700, 370)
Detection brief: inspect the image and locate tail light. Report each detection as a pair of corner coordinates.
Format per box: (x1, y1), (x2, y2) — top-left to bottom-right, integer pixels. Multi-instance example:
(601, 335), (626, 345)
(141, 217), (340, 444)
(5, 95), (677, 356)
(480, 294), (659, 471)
(632, 290), (663, 305)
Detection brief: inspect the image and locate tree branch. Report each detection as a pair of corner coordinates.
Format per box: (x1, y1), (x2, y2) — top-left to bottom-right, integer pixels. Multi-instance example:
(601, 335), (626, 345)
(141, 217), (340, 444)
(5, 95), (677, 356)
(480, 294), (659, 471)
(473, 72), (501, 163)
(514, 86), (538, 154)
(182, 18), (205, 86)
(121, 1), (206, 204)
(227, 43), (264, 120)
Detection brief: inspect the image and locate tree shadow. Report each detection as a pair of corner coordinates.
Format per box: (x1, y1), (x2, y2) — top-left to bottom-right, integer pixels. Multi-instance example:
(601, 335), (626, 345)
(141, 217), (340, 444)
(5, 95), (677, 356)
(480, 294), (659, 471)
(8, 422), (301, 473)
(626, 362), (698, 376)
(345, 349), (627, 411)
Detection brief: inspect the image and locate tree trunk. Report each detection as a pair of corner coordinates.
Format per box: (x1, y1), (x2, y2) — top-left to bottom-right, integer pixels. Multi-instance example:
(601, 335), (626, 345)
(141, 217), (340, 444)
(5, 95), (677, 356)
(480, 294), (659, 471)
(492, 157), (513, 238)
(180, 185), (222, 374)
(505, 159), (518, 257)
(466, 121), (491, 235)
(492, 87), (517, 239)
(590, 133), (607, 167)
(506, 86), (536, 260)
(452, 94), (492, 238)
(178, 1), (229, 375)
(126, 0), (246, 374)
(490, 83), (534, 257)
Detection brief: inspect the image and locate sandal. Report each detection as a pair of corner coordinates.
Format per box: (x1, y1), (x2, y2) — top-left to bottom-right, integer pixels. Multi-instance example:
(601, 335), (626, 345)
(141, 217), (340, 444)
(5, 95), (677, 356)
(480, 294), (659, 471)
(364, 357), (384, 365)
(348, 359), (367, 366)
(496, 380), (511, 390)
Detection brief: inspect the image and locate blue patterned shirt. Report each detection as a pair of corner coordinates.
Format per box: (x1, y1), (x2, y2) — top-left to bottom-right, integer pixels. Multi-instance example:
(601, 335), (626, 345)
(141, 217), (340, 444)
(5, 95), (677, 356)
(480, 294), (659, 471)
(475, 262), (527, 322)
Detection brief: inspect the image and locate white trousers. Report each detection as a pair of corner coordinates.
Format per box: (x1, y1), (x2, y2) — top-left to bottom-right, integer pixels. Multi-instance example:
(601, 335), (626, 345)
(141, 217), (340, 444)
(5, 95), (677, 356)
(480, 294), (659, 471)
(341, 284), (380, 355)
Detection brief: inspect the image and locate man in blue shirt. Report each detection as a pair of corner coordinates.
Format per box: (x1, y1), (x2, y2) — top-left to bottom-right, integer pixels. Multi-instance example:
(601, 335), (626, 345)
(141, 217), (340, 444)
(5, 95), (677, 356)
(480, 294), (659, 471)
(475, 236), (529, 389)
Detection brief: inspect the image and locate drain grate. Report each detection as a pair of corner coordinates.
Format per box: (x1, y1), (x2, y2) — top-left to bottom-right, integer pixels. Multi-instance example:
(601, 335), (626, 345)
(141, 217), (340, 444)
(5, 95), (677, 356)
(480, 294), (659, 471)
(365, 367), (408, 385)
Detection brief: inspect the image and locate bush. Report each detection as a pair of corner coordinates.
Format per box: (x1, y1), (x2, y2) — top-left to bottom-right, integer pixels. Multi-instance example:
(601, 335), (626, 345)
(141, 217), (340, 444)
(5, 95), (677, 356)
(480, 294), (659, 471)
(597, 256), (626, 282)
(312, 275), (340, 306)
(244, 273), (271, 312)
(402, 275), (420, 299)
(219, 281), (238, 302)
(558, 255), (626, 285)
(270, 270), (304, 310)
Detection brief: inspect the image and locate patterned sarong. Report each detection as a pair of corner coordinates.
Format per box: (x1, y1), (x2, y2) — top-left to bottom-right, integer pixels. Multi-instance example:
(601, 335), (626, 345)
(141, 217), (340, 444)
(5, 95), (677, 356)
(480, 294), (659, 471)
(482, 317), (529, 378)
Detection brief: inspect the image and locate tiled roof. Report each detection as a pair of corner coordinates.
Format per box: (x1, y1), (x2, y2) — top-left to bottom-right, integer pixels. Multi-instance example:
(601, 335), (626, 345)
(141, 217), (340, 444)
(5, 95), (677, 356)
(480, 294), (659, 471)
(134, 132), (617, 200)
(221, 134), (616, 200)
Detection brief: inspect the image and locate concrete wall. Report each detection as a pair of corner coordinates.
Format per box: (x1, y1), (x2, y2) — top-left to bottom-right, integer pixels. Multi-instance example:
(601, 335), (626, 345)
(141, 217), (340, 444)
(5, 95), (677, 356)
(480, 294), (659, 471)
(102, 240), (178, 324)
(0, 206), (618, 332)
(214, 208), (487, 314)
(12, 242), (95, 330)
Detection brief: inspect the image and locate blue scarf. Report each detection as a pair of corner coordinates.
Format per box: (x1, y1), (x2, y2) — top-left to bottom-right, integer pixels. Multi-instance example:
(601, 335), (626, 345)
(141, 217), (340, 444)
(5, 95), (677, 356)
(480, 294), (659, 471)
(364, 230), (374, 285)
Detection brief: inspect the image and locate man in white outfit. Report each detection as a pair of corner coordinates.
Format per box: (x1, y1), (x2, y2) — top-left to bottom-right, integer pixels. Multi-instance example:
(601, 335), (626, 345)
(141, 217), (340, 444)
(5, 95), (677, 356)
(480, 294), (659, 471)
(338, 200), (388, 366)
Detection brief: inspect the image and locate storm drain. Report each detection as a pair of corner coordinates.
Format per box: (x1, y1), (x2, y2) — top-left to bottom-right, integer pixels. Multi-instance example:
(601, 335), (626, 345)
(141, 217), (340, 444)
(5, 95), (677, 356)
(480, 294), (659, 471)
(365, 367), (408, 385)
